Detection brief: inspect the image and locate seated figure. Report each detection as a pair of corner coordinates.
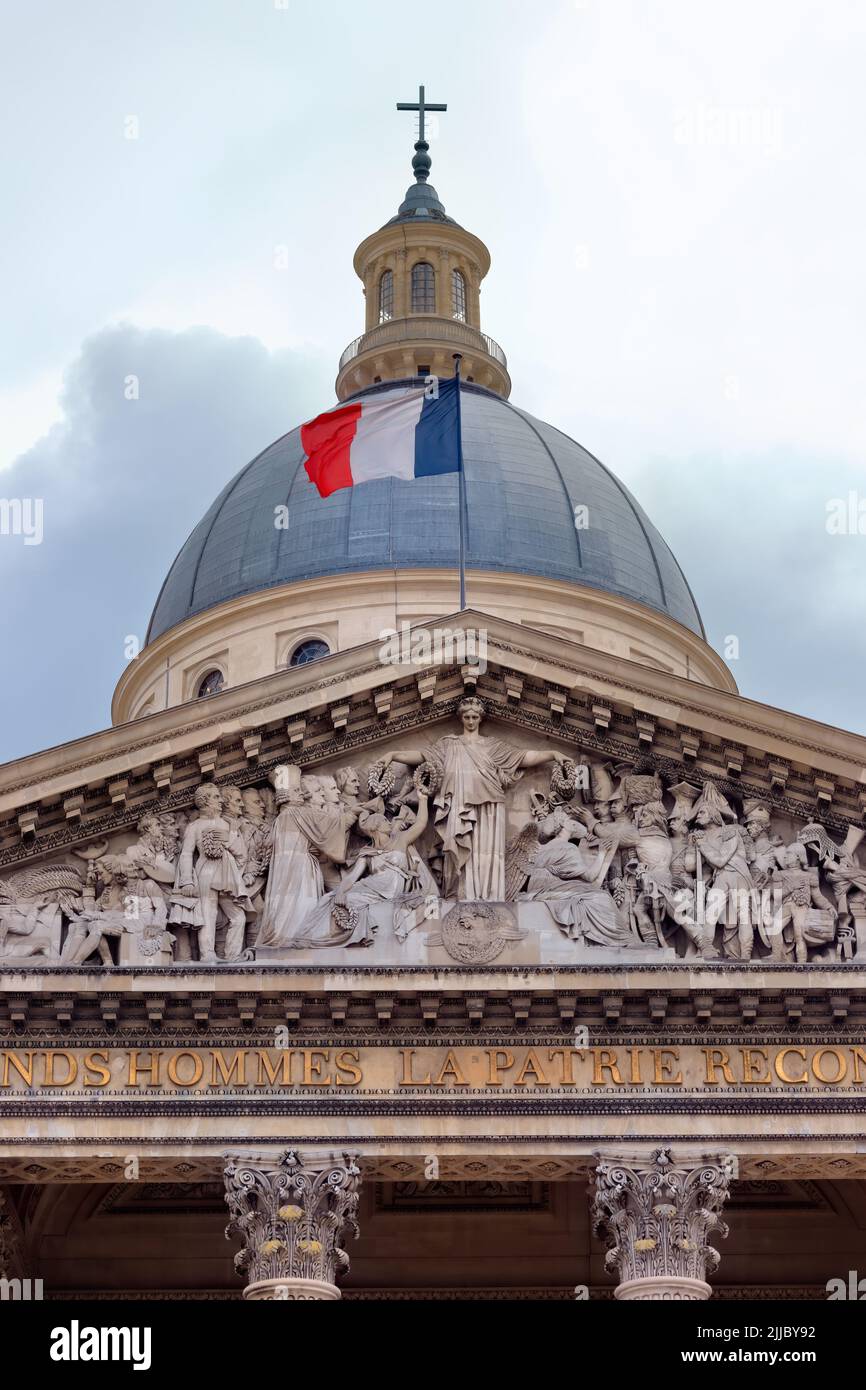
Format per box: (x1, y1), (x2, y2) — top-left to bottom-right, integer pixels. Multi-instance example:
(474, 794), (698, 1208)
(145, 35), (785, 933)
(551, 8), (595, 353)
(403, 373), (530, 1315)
(522, 807), (636, 948)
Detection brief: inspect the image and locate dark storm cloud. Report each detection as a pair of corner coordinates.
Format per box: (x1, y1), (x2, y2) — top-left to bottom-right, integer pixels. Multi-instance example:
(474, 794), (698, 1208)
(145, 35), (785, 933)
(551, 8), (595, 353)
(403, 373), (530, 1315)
(0, 324), (329, 762)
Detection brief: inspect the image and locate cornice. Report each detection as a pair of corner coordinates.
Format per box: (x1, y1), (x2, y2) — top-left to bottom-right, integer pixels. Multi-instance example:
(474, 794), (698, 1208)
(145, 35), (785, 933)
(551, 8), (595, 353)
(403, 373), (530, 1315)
(2, 643), (866, 866)
(352, 221), (492, 279)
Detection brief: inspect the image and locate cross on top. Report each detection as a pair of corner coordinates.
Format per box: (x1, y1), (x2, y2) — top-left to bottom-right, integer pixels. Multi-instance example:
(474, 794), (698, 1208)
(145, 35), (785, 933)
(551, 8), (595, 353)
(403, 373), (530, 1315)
(396, 85), (447, 145)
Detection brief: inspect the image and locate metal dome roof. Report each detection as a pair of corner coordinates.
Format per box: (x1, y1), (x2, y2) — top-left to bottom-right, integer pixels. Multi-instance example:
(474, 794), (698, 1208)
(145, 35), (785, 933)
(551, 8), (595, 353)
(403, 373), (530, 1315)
(146, 382), (704, 644)
(385, 178), (458, 226)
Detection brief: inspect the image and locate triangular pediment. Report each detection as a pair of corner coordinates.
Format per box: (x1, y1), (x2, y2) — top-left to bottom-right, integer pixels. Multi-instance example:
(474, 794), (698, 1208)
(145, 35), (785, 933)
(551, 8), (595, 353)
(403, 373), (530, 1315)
(0, 607), (864, 975)
(1, 608), (865, 859)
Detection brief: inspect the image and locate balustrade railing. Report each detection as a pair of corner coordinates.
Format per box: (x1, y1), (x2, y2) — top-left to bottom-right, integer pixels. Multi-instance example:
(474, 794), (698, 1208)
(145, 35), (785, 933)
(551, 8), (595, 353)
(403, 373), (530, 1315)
(338, 317), (507, 372)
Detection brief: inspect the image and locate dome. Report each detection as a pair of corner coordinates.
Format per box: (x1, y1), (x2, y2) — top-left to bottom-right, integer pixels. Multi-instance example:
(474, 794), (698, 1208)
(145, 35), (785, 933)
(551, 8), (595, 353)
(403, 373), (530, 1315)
(146, 381), (703, 644)
(386, 178), (458, 226)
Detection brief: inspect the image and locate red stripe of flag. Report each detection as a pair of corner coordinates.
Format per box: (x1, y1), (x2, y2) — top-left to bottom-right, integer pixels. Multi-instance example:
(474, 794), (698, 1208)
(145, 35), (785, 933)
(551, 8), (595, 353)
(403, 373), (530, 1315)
(301, 403), (363, 497)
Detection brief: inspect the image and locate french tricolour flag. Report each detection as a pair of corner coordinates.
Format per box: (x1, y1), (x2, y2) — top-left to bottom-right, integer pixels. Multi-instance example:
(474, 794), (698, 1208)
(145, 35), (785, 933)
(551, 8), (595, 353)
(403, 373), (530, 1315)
(302, 378), (460, 499)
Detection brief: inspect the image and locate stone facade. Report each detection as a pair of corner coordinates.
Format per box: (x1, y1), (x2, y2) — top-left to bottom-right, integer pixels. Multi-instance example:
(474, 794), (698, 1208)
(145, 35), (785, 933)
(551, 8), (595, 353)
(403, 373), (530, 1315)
(3, 103), (865, 1299)
(3, 619), (866, 1296)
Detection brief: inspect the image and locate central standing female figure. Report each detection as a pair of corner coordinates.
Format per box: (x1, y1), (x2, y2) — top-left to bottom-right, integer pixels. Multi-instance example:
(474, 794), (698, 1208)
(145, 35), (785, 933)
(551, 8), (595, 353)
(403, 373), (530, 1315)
(380, 697), (566, 901)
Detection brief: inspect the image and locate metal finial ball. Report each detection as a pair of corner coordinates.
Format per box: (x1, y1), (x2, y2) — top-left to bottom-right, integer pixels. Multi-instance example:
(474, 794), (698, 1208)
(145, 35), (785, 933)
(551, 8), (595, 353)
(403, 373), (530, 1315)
(411, 141), (431, 183)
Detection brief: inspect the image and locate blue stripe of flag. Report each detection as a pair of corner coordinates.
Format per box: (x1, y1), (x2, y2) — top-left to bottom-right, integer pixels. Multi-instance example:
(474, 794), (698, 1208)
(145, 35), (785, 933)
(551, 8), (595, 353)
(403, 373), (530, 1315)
(413, 377), (461, 478)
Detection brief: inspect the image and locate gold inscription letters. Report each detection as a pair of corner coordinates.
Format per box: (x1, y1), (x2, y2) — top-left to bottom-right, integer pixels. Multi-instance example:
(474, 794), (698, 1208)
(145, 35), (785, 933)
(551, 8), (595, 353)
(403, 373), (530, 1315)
(2, 1045), (866, 1095)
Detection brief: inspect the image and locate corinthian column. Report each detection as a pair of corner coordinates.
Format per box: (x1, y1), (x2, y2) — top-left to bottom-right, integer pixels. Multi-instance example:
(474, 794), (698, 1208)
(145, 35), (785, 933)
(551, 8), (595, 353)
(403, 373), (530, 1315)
(591, 1148), (732, 1301)
(224, 1149), (361, 1301)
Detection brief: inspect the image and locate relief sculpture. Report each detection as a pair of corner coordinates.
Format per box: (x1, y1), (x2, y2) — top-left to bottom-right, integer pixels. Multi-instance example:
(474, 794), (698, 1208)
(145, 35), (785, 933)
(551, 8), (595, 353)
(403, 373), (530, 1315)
(2, 699), (864, 968)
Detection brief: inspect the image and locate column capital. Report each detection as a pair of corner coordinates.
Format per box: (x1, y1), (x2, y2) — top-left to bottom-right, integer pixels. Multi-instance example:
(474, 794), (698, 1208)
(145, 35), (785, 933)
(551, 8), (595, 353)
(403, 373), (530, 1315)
(591, 1147), (732, 1300)
(224, 1149), (361, 1301)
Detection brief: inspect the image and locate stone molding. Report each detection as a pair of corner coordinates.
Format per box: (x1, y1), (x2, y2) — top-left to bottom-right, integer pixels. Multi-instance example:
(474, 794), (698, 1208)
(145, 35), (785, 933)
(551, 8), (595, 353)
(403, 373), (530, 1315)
(5, 610), (866, 858)
(5, 986), (866, 1029)
(614, 1275), (712, 1300)
(2, 1145), (866, 1185)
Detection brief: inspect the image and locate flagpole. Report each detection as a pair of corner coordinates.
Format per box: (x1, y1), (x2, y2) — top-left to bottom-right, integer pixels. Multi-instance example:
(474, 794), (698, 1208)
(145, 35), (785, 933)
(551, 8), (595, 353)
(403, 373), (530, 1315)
(452, 353), (466, 610)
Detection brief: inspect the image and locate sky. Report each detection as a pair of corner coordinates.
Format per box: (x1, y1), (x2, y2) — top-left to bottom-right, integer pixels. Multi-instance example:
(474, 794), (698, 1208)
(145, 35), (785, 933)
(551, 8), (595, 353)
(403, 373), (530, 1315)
(1, 0), (865, 762)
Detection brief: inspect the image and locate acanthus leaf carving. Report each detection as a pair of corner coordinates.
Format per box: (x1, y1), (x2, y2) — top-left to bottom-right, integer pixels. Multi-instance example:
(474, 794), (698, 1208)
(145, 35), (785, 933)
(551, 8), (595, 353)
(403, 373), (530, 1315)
(224, 1149), (361, 1297)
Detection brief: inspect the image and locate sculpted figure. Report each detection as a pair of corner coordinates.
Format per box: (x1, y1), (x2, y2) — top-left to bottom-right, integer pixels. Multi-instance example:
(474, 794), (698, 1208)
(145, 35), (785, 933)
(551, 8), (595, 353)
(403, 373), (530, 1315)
(799, 823), (866, 950)
(664, 784), (708, 955)
(156, 812), (184, 862)
(0, 864), (82, 962)
(255, 766), (356, 950)
(742, 800), (783, 887)
(504, 792), (550, 901)
(36, 822), (176, 967)
(124, 813), (177, 913)
(588, 763), (618, 824)
(335, 764), (390, 869)
(0, 903), (62, 961)
(572, 794), (640, 894)
(169, 783), (250, 963)
(221, 785), (245, 830)
(239, 787), (272, 900)
(239, 784), (267, 841)
(380, 697), (567, 901)
(259, 785), (276, 826)
(316, 773), (359, 892)
(592, 799), (613, 825)
(335, 766), (362, 804)
(60, 859), (119, 965)
(218, 784), (262, 948)
(765, 841), (837, 963)
(302, 776), (326, 808)
(115, 823), (177, 963)
(289, 793), (437, 948)
(627, 800), (709, 955)
(689, 782), (758, 960)
(627, 800), (670, 945)
(522, 807), (634, 948)
(335, 766), (382, 814)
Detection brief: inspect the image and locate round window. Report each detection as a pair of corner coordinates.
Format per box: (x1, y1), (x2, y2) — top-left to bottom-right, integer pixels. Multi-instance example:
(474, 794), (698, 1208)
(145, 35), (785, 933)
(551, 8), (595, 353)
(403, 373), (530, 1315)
(196, 669), (225, 698)
(290, 640), (330, 667)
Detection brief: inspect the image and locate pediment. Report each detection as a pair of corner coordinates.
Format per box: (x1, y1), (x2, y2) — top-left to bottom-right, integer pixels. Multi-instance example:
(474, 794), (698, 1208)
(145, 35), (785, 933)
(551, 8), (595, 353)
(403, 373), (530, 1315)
(2, 608), (866, 846)
(1, 643), (865, 972)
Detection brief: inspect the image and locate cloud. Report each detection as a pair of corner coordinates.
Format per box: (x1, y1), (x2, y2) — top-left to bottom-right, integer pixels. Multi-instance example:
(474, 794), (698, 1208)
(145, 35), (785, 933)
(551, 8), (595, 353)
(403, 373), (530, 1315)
(0, 321), (862, 774)
(632, 451), (866, 735)
(0, 323), (330, 762)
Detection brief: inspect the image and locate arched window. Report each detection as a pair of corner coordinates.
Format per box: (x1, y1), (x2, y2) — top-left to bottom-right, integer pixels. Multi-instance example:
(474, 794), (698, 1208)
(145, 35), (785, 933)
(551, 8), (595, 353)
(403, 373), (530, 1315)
(411, 261), (435, 313)
(197, 669), (225, 698)
(378, 269), (394, 323)
(451, 268), (467, 321)
(289, 639), (330, 667)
